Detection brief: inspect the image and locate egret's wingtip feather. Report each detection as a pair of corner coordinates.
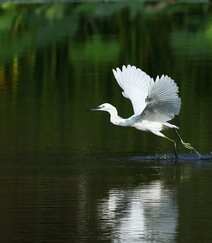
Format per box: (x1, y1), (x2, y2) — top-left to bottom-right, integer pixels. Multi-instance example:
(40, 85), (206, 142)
(116, 67), (121, 73)
(122, 65), (127, 71)
(127, 64), (133, 70)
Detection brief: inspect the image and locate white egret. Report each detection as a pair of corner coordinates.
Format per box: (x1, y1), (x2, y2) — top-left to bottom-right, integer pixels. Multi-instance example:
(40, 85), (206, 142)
(92, 65), (200, 158)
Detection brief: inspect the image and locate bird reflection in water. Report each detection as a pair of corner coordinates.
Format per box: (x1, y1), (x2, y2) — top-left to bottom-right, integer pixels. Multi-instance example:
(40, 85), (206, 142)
(98, 181), (177, 242)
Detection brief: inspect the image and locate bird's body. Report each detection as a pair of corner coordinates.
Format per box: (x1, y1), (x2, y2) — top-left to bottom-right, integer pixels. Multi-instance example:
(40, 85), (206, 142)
(93, 65), (200, 157)
(101, 103), (177, 137)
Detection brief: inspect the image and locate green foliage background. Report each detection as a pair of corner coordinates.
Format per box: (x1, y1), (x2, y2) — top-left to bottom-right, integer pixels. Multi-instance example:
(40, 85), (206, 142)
(0, 1), (211, 155)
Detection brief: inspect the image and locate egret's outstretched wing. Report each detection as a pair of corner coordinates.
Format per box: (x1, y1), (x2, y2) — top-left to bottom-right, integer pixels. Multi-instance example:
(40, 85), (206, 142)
(140, 75), (181, 122)
(113, 65), (154, 115)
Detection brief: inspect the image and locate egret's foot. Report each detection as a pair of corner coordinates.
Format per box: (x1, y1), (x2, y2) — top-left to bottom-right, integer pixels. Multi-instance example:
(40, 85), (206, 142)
(175, 129), (201, 158)
(181, 141), (201, 157)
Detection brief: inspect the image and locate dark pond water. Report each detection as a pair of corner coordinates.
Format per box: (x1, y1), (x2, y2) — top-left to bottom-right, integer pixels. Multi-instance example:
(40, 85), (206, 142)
(0, 2), (212, 243)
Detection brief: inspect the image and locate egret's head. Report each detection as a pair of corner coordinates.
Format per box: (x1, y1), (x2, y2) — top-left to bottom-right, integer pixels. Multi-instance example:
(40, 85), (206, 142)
(91, 103), (116, 113)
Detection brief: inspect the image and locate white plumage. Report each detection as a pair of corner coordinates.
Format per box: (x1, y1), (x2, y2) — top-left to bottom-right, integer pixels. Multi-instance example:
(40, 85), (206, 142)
(93, 65), (200, 157)
(140, 75), (181, 122)
(112, 65), (154, 115)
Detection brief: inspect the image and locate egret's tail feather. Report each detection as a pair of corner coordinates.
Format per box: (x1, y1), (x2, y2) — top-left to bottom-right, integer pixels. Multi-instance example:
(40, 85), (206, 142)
(164, 122), (179, 129)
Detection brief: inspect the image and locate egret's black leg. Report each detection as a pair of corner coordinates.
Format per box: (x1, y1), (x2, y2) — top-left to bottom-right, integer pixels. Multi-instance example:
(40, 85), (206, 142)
(175, 129), (201, 157)
(164, 136), (178, 161)
(152, 131), (178, 162)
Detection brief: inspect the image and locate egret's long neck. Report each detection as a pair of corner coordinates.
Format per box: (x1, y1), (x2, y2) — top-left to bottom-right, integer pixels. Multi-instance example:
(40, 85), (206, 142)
(107, 108), (127, 126)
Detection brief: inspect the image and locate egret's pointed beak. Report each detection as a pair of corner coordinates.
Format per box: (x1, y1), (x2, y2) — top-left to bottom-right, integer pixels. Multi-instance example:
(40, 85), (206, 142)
(91, 105), (101, 111)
